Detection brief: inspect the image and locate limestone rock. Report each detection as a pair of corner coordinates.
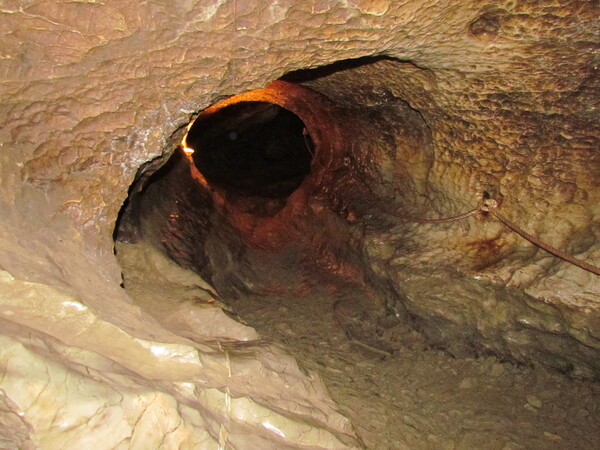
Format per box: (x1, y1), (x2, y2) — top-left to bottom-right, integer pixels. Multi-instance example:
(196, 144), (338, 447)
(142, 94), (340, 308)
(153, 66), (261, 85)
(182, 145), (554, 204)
(1, 0), (599, 447)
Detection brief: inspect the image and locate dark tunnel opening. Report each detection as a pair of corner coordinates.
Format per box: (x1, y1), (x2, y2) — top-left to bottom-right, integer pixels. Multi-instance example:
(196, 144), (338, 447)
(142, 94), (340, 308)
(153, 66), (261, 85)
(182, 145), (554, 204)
(184, 101), (314, 199)
(113, 59), (439, 353)
(111, 63), (443, 391)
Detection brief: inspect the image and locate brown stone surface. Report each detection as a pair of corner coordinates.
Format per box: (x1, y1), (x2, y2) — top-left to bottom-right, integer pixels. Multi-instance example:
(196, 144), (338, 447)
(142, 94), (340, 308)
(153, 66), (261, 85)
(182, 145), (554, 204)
(1, 0), (599, 447)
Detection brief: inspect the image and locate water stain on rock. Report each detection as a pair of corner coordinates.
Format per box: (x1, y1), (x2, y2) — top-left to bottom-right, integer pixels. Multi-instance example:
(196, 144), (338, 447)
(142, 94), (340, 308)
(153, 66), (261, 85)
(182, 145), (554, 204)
(467, 233), (507, 271)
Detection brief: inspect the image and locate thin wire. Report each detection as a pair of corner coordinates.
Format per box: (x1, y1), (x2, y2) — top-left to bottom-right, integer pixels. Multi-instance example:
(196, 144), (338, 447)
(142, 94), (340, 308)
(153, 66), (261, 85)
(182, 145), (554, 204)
(404, 205), (481, 224)
(483, 199), (600, 276)
(403, 198), (600, 277)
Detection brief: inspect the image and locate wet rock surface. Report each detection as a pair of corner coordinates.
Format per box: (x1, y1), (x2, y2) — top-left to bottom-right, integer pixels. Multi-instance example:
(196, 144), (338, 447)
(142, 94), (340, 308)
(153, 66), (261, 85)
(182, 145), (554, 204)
(1, 0), (600, 446)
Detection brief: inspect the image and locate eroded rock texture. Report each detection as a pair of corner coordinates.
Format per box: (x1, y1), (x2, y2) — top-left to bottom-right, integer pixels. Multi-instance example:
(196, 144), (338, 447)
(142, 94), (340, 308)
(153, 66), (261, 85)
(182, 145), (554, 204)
(0, 0), (599, 447)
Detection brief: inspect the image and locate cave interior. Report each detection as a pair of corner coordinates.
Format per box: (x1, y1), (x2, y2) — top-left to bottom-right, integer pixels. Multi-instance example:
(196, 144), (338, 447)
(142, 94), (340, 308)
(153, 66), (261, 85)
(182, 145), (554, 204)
(2, 3), (600, 445)
(110, 57), (600, 447)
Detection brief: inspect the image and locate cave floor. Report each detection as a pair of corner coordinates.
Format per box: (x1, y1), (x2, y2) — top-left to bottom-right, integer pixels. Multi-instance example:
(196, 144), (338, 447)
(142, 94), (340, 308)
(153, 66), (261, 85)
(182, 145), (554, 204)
(117, 243), (600, 450)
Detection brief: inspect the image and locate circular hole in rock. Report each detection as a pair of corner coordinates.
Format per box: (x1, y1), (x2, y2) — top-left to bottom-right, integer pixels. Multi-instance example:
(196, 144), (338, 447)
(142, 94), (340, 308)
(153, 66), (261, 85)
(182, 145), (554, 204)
(185, 101), (314, 199)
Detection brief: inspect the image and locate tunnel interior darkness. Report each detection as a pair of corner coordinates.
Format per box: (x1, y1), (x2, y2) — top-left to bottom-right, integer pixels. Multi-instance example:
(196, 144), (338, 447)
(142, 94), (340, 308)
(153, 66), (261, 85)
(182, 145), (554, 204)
(185, 101), (314, 199)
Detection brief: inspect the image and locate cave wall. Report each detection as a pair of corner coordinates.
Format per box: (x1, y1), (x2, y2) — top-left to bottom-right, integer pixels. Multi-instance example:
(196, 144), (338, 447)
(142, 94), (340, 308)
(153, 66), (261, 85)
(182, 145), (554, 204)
(293, 59), (600, 376)
(1, 0), (599, 447)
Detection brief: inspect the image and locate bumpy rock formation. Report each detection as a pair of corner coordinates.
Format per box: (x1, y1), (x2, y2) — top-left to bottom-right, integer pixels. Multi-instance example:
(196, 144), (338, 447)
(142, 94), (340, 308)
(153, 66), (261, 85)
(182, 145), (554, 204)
(1, 0), (599, 447)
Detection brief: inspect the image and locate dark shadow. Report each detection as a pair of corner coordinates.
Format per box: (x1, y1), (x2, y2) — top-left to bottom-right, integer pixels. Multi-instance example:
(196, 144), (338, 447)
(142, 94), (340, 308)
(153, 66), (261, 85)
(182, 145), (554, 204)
(280, 55), (397, 83)
(186, 101), (314, 199)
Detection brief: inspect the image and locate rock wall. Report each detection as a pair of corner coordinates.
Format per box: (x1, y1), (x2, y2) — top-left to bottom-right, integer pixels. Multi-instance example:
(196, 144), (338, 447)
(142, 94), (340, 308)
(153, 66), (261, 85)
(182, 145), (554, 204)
(1, 0), (599, 447)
